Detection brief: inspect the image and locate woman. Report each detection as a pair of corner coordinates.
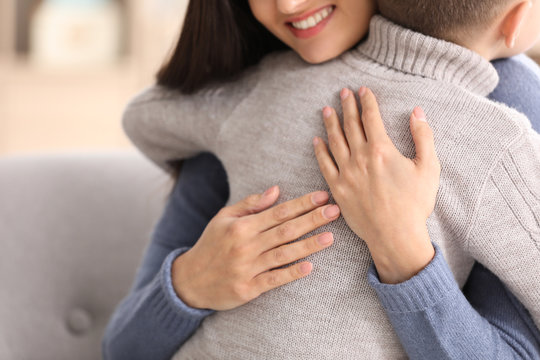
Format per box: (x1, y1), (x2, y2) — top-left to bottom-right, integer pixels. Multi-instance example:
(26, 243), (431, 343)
(103, 0), (540, 358)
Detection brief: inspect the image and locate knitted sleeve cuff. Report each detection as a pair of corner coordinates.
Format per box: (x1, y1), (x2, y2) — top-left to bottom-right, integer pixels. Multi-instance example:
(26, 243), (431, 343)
(367, 243), (460, 313)
(159, 247), (215, 319)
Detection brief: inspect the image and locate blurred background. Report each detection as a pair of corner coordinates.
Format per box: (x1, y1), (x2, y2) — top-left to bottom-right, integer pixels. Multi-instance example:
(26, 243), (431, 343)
(0, 0), (539, 157)
(0, 0), (188, 156)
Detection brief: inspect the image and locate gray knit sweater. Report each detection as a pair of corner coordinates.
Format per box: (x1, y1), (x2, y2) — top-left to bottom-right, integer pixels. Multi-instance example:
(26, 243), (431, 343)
(123, 16), (540, 360)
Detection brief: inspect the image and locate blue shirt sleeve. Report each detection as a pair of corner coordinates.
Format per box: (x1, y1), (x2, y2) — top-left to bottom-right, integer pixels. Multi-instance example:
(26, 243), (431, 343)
(368, 245), (540, 359)
(489, 54), (540, 128)
(102, 152), (228, 360)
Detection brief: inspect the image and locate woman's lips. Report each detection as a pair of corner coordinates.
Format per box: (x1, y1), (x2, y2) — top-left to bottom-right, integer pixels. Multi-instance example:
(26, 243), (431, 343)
(286, 6), (335, 39)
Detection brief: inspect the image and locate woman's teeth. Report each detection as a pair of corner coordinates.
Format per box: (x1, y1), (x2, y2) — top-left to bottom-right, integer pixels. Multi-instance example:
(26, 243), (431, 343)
(291, 6), (333, 30)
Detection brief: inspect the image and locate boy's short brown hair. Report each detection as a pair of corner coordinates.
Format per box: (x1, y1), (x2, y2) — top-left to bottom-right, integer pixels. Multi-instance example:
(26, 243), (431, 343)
(377, 0), (510, 42)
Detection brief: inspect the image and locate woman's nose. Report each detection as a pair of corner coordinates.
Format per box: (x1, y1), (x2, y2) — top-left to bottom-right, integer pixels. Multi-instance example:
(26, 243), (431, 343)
(277, 0), (310, 14)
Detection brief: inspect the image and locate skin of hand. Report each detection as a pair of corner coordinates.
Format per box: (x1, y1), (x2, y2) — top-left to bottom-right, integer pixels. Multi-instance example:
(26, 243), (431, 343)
(313, 87), (441, 284)
(171, 186), (341, 311)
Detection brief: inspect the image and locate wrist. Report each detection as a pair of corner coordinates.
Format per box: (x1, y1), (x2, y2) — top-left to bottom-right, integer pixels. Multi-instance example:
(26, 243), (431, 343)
(368, 224), (435, 284)
(171, 250), (207, 309)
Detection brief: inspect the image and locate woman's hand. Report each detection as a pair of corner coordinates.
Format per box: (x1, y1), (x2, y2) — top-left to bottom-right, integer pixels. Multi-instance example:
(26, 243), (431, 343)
(171, 186), (340, 311)
(313, 87), (440, 284)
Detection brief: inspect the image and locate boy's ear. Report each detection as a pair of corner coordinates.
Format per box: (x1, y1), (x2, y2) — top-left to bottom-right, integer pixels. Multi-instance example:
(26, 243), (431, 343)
(500, 0), (533, 48)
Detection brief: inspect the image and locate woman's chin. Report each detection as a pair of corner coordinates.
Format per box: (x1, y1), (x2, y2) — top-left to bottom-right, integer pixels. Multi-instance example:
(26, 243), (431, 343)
(297, 50), (340, 65)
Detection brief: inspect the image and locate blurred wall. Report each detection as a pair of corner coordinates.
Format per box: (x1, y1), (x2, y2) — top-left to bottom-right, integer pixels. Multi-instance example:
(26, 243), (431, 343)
(0, 0), (188, 156)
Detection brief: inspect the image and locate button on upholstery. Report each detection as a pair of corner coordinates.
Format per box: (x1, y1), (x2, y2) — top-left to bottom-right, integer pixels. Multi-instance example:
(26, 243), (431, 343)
(66, 308), (92, 335)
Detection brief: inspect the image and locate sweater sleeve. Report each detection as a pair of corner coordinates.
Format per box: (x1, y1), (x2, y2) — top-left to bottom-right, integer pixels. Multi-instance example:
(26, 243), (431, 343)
(122, 86), (220, 173)
(466, 127), (540, 331)
(102, 153), (229, 360)
(368, 244), (540, 359)
(122, 77), (257, 174)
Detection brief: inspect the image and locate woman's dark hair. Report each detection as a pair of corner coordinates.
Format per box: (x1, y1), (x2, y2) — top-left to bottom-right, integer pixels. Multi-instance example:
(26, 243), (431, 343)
(157, 0), (287, 94)
(158, 0), (287, 183)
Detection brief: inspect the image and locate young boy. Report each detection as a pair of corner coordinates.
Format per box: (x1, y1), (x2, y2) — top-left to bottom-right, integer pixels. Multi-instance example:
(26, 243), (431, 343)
(122, 0), (540, 358)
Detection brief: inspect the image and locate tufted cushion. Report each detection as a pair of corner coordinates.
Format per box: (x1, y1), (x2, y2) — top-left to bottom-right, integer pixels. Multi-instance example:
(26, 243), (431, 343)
(0, 151), (169, 360)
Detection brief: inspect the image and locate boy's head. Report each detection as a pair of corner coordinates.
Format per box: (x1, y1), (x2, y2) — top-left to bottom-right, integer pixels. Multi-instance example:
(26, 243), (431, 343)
(377, 0), (540, 60)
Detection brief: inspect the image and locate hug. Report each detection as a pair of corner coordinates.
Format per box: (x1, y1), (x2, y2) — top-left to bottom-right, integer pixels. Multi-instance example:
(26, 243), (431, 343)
(104, 0), (540, 358)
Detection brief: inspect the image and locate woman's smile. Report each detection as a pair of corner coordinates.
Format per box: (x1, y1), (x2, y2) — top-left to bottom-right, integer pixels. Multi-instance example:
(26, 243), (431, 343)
(286, 5), (335, 39)
(249, 0), (376, 64)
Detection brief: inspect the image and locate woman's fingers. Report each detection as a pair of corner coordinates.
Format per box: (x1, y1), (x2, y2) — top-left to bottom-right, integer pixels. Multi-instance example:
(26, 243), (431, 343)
(219, 185), (280, 218)
(258, 204), (340, 252)
(252, 190), (330, 232)
(340, 88), (367, 151)
(358, 87), (389, 144)
(253, 261), (313, 295)
(322, 106), (350, 168)
(256, 232), (334, 274)
(409, 107), (439, 171)
(313, 136), (339, 183)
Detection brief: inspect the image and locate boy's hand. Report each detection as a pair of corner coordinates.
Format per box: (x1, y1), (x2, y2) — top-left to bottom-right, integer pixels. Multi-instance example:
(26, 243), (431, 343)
(313, 87), (440, 283)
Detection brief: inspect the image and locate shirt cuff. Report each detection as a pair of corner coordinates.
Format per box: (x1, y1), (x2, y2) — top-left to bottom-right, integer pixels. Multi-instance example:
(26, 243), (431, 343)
(367, 243), (460, 313)
(159, 247), (215, 319)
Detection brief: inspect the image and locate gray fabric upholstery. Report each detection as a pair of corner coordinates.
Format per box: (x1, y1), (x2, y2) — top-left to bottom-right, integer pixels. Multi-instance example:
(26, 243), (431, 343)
(0, 151), (169, 360)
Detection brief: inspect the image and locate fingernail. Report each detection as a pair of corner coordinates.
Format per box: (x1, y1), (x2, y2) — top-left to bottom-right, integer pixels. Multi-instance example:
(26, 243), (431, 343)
(358, 87), (367, 97)
(317, 232), (334, 246)
(311, 191), (329, 205)
(323, 205), (340, 219)
(263, 185), (276, 196)
(323, 107), (332, 118)
(300, 262), (313, 274)
(340, 88), (350, 100)
(413, 107), (426, 122)
(313, 137), (320, 146)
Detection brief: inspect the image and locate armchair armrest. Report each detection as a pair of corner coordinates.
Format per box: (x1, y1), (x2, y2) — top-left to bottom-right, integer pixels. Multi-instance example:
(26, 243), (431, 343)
(0, 150), (169, 360)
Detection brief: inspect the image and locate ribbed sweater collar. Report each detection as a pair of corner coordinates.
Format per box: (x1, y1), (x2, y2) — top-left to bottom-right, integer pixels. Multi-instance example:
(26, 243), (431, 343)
(354, 16), (499, 96)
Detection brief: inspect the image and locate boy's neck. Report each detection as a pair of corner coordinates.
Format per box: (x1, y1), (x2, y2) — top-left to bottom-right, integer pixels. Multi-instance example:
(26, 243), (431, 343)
(448, 27), (513, 62)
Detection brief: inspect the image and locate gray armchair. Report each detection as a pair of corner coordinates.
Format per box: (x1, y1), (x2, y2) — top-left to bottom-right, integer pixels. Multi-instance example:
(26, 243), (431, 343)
(0, 151), (169, 360)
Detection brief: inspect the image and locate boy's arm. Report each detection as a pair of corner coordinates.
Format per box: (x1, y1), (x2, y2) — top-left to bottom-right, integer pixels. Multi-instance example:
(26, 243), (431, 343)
(123, 78), (257, 174)
(471, 55), (540, 330)
(368, 244), (540, 359)
(465, 128), (540, 330)
(102, 153), (229, 360)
